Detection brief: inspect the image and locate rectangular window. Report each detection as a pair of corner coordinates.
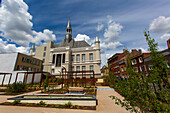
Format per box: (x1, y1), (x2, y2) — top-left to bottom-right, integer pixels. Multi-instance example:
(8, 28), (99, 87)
(62, 54), (65, 63)
(72, 66), (74, 71)
(72, 55), (75, 62)
(89, 53), (93, 61)
(56, 54), (61, 67)
(140, 65), (145, 72)
(139, 57), (143, 63)
(76, 54), (80, 62)
(51, 69), (54, 74)
(121, 67), (124, 72)
(82, 54), (85, 62)
(134, 67), (138, 72)
(37, 61), (40, 66)
(22, 57), (25, 62)
(132, 59), (136, 65)
(90, 65), (94, 71)
(76, 66), (80, 71)
(52, 54), (55, 64)
(43, 59), (45, 63)
(43, 52), (46, 57)
(44, 47), (46, 51)
(82, 66), (86, 71)
(148, 65), (153, 70)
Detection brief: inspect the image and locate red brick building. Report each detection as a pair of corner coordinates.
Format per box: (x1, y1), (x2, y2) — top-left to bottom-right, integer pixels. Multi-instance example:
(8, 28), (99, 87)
(108, 53), (121, 77)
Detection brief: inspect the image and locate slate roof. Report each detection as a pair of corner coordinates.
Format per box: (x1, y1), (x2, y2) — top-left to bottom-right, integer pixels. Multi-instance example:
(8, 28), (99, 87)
(53, 39), (90, 48)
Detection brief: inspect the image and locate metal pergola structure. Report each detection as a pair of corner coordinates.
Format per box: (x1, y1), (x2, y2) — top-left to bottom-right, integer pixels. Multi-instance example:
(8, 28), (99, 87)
(60, 70), (96, 88)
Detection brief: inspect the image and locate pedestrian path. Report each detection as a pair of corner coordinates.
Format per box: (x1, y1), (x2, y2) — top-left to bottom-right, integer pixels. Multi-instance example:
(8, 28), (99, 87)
(96, 87), (114, 90)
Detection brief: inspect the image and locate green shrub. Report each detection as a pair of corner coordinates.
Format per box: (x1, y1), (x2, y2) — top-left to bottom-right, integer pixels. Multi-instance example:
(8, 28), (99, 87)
(76, 105), (80, 109)
(39, 101), (45, 106)
(12, 100), (20, 105)
(51, 104), (54, 107)
(7, 82), (26, 93)
(55, 104), (61, 108)
(64, 102), (72, 108)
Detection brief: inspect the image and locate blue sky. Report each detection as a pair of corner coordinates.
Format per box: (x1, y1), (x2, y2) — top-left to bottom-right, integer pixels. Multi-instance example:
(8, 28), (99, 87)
(0, 0), (170, 67)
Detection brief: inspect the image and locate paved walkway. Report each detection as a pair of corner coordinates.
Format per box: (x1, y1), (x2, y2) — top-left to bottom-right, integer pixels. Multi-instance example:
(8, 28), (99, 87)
(0, 86), (129, 113)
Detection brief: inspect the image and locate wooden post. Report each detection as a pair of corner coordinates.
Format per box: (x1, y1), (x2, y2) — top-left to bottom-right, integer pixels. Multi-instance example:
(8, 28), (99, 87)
(2, 74), (6, 86)
(31, 73), (35, 86)
(62, 72), (63, 88)
(8, 73), (12, 85)
(15, 73), (19, 83)
(82, 71), (83, 87)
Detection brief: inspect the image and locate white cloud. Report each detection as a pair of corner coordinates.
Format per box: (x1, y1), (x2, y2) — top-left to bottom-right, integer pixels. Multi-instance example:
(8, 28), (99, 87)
(139, 47), (148, 53)
(0, 39), (29, 54)
(96, 24), (104, 31)
(149, 16), (170, 33)
(160, 33), (170, 39)
(74, 34), (91, 43)
(0, 0), (56, 47)
(100, 41), (123, 53)
(33, 29), (56, 45)
(104, 16), (123, 42)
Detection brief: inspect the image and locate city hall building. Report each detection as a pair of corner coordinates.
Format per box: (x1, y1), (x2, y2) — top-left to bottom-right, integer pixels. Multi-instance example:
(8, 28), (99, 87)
(32, 20), (101, 77)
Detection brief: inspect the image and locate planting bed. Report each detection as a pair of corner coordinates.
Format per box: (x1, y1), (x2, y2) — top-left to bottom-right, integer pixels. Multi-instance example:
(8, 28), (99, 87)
(0, 102), (96, 110)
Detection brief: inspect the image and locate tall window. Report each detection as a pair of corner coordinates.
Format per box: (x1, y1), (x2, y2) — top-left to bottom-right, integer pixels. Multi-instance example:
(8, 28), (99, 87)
(89, 53), (93, 61)
(140, 65), (145, 72)
(76, 54), (80, 62)
(72, 66), (74, 71)
(56, 54), (61, 67)
(62, 54), (65, 63)
(51, 69), (54, 74)
(90, 65), (94, 71)
(82, 66), (86, 71)
(76, 66), (80, 71)
(134, 67), (138, 72)
(72, 55), (75, 62)
(52, 54), (55, 64)
(43, 59), (45, 63)
(44, 47), (46, 51)
(132, 59), (136, 65)
(43, 52), (46, 57)
(139, 57), (143, 63)
(82, 54), (85, 62)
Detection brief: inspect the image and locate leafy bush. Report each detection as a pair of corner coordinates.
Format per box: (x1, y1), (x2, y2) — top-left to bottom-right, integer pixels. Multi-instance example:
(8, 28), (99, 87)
(39, 101), (45, 106)
(64, 102), (72, 108)
(43, 73), (49, 91)
(109, 31), (170, 113)
(12, 100), (20, 105)
(7, 81), (26, 93)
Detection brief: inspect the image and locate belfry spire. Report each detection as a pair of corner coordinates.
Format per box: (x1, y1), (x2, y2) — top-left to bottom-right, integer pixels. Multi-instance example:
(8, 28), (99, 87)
(65, 19), (72, 43)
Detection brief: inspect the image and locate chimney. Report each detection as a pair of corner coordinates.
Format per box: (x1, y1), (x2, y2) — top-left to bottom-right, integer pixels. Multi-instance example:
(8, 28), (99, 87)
(123, 49), (126, 53)
(167, 38), (170, 48)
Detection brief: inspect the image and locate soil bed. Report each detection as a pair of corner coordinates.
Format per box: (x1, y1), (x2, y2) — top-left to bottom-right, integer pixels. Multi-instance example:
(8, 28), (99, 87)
(0, 102), (96, 110)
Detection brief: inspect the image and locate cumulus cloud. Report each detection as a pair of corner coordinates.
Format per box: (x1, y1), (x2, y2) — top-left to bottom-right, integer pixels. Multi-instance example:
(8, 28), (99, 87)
(149, 16), (170, 33)
(0, 0), (56, 47)
(33, 29), (56, 45)
(96, 24), (104, 31)
(100, 41), (123, 53)
(0, 39), (29, 54)
(160, 33), (170, 39)
(104, 17), (123, 42)
(149, 16), (170, 40)
(74, 34), (91, 43)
